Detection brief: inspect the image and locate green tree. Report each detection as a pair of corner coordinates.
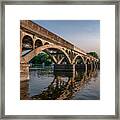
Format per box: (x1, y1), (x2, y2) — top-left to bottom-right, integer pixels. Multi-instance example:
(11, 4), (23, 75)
(30, 52), (52, 66)
(87, 52), (99, 59)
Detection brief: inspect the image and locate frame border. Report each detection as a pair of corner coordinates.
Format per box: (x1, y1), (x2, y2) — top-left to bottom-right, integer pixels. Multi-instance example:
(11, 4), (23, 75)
(0, 0), (119, 119)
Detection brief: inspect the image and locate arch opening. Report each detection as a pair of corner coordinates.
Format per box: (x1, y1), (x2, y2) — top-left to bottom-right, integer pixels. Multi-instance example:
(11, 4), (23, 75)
(35, 39), (43, 48)
(29, 51), (54, 67)
(73, 55), (85, 71)
(65, 49), (69, 54)
(44, 42), (49, 45)
(22, 35), (33, 50)
(22, 35), (33, 56)
(26, 45), (71, 67)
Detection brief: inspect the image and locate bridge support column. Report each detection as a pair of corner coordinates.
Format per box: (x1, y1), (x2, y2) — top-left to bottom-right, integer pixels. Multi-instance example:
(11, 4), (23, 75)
(94, 62), (97, 70)
(84, 59), (87, 72)
(33, 38), (36, 49)
(94, 62), (97, 69)
(91, 62), (93, 71)
(20, 63), (30, 81)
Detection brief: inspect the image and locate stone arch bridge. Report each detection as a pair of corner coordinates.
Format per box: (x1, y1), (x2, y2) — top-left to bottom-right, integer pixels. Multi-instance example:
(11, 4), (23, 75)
(20, 20), (99, 81)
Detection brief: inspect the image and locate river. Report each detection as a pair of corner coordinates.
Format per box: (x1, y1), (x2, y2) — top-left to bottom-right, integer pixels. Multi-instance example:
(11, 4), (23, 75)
(20, 66), (100, 100)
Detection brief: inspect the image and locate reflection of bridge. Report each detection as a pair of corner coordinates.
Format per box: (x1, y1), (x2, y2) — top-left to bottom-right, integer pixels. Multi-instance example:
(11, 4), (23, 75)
(20, 20), (99, 81)
(30, 69), (98, 100)
(20, 68), (98, 100)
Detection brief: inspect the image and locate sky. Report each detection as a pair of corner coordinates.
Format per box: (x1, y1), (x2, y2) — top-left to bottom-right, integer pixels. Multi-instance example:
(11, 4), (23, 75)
(32, 20), (100, 56)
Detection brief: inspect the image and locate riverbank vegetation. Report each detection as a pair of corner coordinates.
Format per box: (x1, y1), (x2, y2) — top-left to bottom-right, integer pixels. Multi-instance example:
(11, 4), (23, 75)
(30, 52), (52, 66)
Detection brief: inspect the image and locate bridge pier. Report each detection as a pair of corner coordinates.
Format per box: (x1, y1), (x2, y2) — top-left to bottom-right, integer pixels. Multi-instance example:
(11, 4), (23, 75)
(94, 62), (97, 70)
(54, 64), (75, 72)
(20, 63), (30, 81)
(54, 64), (86, 72)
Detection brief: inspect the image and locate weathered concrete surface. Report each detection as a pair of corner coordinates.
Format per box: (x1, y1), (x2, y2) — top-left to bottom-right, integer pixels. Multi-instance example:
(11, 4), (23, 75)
(20, 63), (30, 81)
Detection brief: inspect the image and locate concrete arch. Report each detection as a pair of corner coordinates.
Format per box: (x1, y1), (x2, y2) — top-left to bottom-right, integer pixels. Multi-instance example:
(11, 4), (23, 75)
(86, 58), (91, 64)
(35, 39), (43, 48)
(44, 42), (49, 45)
(21, 44), (71, 64)
(22, 35), (33, 50)
(72, 54), (85, 64)
(65, 49), (69, 54)
(22, 32), (33, 40)
(68, 50), (71, 55)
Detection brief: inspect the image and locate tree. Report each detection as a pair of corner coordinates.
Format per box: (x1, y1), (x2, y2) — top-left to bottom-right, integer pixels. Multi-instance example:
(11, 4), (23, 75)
(30, 52), (52, 66)
(87, 52), (99, 59)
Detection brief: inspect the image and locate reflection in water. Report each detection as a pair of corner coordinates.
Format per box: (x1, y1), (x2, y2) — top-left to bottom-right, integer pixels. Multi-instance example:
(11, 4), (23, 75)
(20, 67), (100, 100)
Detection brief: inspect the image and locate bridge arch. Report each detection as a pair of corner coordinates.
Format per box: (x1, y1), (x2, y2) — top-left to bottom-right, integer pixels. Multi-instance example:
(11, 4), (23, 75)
(44, 42), (49, 45)
(22, 35), (33, 50)
(72, 54), (86, 71)
(35, 39), (43, 48)
(21, 44), (71, 64)
(65, 49), (69, 54)
(72, 54), (85, 64)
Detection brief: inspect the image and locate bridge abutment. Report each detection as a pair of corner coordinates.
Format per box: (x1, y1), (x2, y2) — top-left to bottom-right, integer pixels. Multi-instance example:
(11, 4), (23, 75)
(20, 63), (30, 81)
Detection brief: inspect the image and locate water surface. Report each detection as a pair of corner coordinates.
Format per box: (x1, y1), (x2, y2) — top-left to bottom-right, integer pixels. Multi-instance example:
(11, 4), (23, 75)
(20, 67), (100, 100)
